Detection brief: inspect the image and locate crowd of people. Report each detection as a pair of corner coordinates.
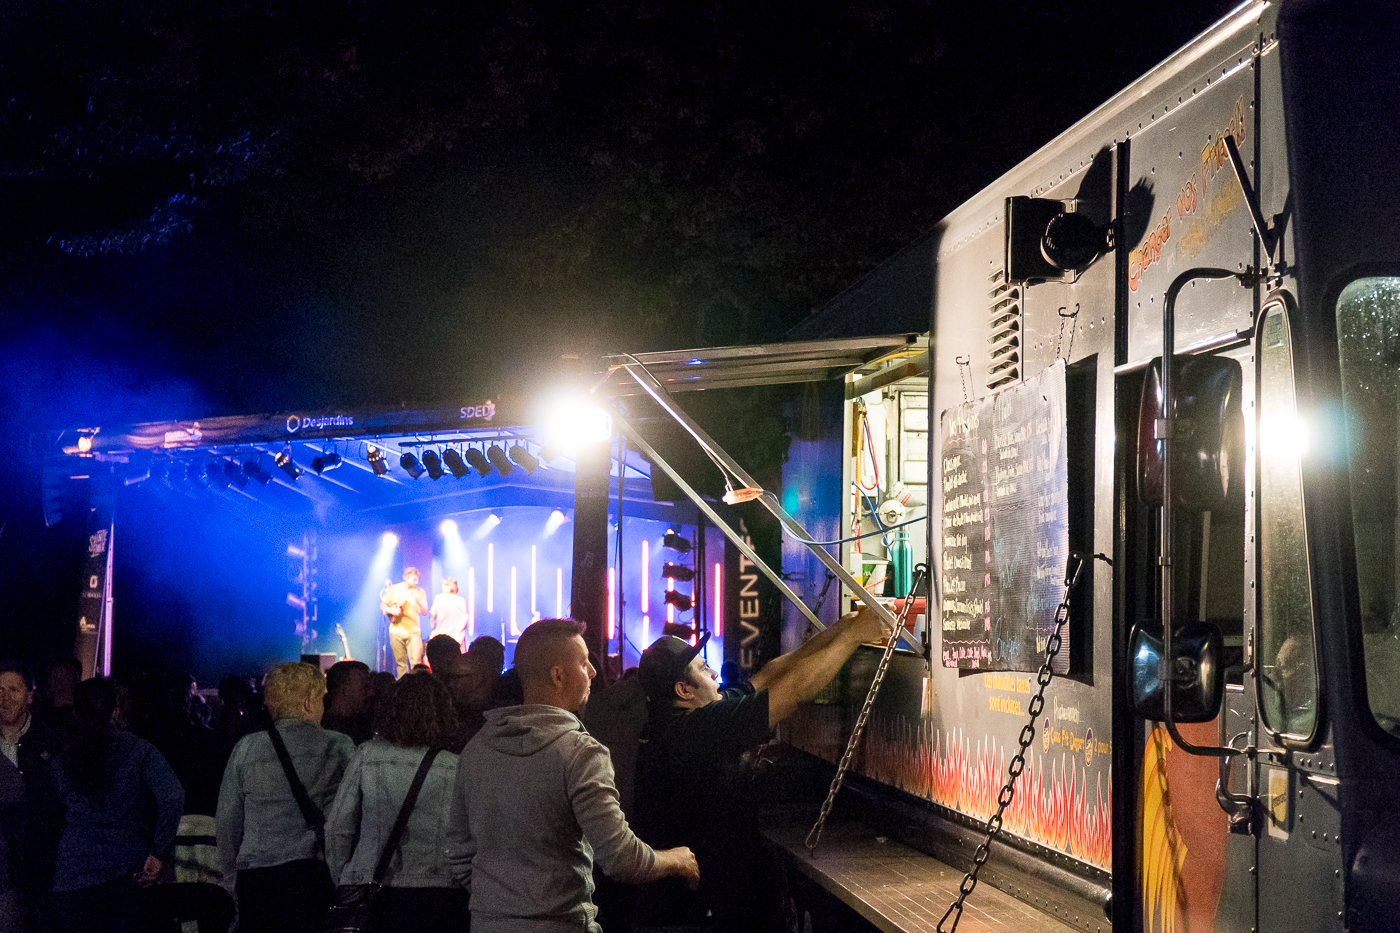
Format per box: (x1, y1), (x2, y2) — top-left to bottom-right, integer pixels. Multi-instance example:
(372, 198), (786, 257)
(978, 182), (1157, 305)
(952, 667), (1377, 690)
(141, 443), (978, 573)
(0, 589), (888, 933)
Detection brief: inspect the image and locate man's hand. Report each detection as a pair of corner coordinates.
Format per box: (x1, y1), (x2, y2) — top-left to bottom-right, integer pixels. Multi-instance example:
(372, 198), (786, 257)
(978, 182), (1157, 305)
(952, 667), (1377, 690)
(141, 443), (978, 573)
(841, 603), (895, 645)
(654, 846), (701, 890)
(135, 854), (162, 886)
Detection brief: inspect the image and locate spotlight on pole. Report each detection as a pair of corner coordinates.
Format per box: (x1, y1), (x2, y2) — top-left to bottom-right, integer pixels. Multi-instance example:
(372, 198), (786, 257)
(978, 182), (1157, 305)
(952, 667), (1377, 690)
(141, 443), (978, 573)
(311, 449), (342, 474)
(486, 446), (514, 476)
(367, 446), (389, 477)
(544, 509), (568, 536)
(441, 519), (458, 535)
(423, 450), (444, 480)
(464, 448), (493, 477)
(662, 531), (691, 552)
(225, 460), (248, 489)
(400, 451), (425, 479)
(664, 591), (693, 612)
(662, 562), (695, 582)
(244, 455), (272, 485)
(382, 531), (399, 546)
(509, 445), (540, 473)
(206, 461), (230, 489)
(442, 449), (469, 479)
(275, 447), (301, 480)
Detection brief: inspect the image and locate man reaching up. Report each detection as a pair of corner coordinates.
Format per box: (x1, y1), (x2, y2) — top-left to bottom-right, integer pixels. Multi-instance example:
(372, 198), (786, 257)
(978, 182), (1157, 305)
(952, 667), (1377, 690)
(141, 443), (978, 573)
(447, 618), (698, 933)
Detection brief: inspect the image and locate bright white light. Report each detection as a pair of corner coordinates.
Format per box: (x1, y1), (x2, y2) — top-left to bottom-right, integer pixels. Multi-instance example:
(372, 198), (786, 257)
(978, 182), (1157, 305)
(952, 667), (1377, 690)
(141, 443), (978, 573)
(468, 569), (476, 638)
(544, 509), (569, 537)
(531, 545), (538, 616)
(510, 566), (519, 636)
(641, 541), (649, 611)
(542, 392), (613, 449)
(557, 567), (564, 618)
(1259, 414), (1310, 462)
(382, 531), (399, 546)
(607, 568), (616, 639)
(441, 519), (458, 535)
(473, 514), (501, 541)
(487, 544), (495, 612)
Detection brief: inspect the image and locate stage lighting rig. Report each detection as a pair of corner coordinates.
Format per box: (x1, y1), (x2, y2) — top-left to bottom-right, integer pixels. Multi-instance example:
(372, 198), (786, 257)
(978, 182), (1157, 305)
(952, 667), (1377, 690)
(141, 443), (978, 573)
(422, 450), (444, 480)
(400, 452), (425, 479)
(664, 591), (693, 612)
(275, 448), (301, 480)
(442, 448), (469, 479)
(367, 446), (389, 477)
(509, 445), (540, 473)
(311, 450), (342, 474)
(206, 462), (230, 489)
(244, 455), (272, 484)
(662, 532), (691, 553)
(662, 563), (695, 582)
(486, 446), (514, 476)
(225, 460), (248, 489)
(464, 448), (493, 476)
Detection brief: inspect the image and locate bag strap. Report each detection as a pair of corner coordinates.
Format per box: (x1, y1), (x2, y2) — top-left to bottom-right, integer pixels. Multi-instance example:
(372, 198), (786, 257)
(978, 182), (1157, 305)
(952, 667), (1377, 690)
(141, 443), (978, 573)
(266, 724), (325, 842)
(371, 748), (441, 884)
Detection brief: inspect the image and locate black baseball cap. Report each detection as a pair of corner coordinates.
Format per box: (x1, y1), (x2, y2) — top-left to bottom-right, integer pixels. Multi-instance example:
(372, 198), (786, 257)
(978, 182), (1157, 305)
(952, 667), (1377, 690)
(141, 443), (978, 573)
(639, 633), (712, 704)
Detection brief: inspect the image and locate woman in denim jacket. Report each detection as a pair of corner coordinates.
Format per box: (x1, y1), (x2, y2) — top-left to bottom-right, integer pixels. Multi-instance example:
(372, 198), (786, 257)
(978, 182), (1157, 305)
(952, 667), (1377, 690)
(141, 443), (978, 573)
(326, 671), (467, 932)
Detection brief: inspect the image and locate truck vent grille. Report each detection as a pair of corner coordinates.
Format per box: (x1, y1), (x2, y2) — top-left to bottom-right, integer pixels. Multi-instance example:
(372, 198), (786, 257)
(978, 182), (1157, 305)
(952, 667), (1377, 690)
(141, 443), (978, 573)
(987, 269), (1021, 390)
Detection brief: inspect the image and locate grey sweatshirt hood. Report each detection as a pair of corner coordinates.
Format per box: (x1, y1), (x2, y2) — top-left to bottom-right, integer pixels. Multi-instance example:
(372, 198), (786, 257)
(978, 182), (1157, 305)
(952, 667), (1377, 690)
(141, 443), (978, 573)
(480, 704), (584, 757)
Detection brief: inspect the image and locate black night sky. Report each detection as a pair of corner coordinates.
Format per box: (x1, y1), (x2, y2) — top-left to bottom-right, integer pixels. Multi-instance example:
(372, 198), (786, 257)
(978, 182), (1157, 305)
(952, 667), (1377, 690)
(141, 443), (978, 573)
(0, 0), (1237, 664)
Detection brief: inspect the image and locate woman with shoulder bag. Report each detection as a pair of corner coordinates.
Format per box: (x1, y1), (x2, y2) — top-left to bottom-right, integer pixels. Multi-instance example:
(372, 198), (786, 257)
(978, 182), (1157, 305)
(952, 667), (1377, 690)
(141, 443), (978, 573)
(326, 671), (468, 933)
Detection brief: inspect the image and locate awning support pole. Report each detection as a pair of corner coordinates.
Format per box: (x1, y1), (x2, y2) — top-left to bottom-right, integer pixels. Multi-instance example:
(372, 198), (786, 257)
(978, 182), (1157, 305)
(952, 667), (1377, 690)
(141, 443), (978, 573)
(608, 363), (918, 651)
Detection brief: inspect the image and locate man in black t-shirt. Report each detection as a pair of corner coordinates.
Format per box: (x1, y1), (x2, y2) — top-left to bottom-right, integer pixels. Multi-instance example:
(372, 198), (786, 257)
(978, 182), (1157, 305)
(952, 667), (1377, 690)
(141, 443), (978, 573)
(633, 608), (888, 931)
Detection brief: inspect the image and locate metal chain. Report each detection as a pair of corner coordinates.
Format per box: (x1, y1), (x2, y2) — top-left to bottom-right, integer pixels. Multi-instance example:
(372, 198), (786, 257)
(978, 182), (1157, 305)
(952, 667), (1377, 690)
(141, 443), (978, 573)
(955, 357), (971, 404)
(806, 565), (928, 853)
(937, 552), (1086, 933)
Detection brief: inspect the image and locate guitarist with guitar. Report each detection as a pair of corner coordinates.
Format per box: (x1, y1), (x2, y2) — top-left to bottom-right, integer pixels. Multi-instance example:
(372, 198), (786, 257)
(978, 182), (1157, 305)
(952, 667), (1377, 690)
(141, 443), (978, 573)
(380, 567), (429, 677)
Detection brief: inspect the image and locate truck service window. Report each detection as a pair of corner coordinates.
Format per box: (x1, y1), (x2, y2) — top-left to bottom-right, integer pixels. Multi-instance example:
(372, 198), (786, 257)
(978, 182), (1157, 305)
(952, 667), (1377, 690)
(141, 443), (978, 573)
(1257, 301), (1318, 739)
(1336, 277), (1400, 736)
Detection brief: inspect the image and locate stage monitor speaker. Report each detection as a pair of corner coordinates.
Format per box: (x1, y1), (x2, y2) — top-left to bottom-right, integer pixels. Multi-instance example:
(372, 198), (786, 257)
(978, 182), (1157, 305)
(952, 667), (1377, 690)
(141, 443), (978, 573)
(301, 652), (338, 672)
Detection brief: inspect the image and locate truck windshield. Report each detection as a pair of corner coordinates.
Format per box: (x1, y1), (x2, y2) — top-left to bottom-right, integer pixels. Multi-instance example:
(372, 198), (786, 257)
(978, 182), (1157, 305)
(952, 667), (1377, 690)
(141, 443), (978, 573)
(1336, 276), (1400, 736)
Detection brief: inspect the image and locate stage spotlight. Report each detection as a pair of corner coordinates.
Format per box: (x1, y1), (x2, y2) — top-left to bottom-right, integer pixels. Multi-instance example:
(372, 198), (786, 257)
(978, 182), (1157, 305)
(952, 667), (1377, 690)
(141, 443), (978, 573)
(464, 448), (493, 476)
(539, 441), (564, 463)
(544, 509), (568, 536)
(422, 450), (444, 480)
(664, 591), (693, 612)
(662, 562), (695, 582)
(225, 460), (248, 488)
(206, 462), (230, 489)
(382, 531), (399, 546)
(486, 446), (514, 476)
(442, 449), (469, 479)
(542, 394), (613, 449)
(311, 450), (342, 474)
(401, 452), (425, 479)
(441, 519), (458, 535)
(509, 445), (540, 473)
(662, 531), (691, 552)
(275, 448), (301, 480)
(244, 455), (272, 484)
(367, 446), (389, 477)
(473, 514), (501, 540)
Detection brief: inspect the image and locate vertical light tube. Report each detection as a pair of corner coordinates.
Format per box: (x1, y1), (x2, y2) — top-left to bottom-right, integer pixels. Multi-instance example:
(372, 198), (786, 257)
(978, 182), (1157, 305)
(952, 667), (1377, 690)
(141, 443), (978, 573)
(487, 543), (495, 613)
(643, 614), (650, 648)
(713, 562), (723, 637)
(468, 568), (476, 638)
(666, 578), (675, 624)
(607, 568), (616, 640)
(510, 566), (518, 635)
(641, 540), (650, 612)
(531, 545), (538, 618)
(556, 567), (564, 618)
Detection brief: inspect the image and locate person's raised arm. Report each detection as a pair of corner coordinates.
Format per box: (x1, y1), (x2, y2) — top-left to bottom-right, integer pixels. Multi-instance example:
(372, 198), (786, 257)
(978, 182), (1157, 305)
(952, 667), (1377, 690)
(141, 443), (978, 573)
(760, 606), (889, 727)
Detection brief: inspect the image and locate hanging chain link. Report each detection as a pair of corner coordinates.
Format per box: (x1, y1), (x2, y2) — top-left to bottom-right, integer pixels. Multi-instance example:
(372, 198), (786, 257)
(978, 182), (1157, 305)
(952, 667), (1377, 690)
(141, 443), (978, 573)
(1054, 304), (1080, 363)
(955, 356), (972, 404)
(936, 552), (1086, 933)
(806, 565), (928, 853)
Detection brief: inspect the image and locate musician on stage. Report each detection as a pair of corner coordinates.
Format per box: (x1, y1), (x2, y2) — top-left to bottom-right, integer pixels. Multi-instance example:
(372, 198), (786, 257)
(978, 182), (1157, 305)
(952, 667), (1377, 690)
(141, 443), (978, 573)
(380, 567), (429, 678)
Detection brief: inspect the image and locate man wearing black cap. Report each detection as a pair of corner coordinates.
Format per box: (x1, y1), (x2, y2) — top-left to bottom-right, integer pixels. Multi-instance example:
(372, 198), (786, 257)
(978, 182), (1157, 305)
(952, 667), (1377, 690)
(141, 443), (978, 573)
(632, 607), (888, 931)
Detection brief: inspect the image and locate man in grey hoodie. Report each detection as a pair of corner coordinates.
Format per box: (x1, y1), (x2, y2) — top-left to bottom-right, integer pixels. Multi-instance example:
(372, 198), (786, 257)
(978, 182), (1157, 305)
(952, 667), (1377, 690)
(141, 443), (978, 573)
(446, 618), (699, 933)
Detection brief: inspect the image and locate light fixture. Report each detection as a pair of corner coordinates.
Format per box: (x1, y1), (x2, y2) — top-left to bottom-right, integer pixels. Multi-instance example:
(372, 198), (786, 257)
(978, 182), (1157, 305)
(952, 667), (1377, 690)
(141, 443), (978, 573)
(243, 455), (271, 484)
(311, 449), (342, 474)
(275, 448), (301, 480)
(662, 562), (695, 582)
(509, 445), (540, 473)
(539, 441), (564, 463)
(486, 446), (514, 476)
(206, 462), (230, 489)
(664, 591), (693, 612)
(722, 482), (765, 504)
(662, 532), (691, 552)
(367, 445), (389, 477)
(382, 531), (399, 546)
(464, 448), (493, 476)
(422, 450), (444, 480)
(225, 460), (248, 488)
(76, 435), (93, 453)
(442, 449), (469, 478)
(440, 519), (458, 535)
(400, 452), (425, 479)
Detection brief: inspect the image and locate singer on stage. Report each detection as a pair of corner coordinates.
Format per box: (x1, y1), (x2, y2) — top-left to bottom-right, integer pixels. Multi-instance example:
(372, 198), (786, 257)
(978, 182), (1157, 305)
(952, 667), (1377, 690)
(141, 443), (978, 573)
(381, 567), (429, 678)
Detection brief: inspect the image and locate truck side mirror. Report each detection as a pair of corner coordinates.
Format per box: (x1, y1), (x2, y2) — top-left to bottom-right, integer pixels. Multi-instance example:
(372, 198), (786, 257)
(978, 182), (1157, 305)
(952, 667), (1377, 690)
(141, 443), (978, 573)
(1129, 619), (1225, 723)
(1137, 356), (1244, 510)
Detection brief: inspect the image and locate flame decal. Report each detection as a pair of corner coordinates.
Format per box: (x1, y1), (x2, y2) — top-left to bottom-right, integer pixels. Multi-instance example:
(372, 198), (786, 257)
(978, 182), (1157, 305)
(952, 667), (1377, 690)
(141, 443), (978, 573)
(785, 709), (1112, 869)
(1140, 726), (1188, 933)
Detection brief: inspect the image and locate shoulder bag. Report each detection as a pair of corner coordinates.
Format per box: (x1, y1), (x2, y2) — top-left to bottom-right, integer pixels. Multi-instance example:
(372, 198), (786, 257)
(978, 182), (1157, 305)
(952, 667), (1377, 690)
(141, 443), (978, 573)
(326, 748), (442, 933)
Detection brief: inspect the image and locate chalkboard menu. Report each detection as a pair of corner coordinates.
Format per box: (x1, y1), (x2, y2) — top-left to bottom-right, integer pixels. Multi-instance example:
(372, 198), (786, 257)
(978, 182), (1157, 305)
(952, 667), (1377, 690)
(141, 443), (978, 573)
(940, 362), (1069, 672)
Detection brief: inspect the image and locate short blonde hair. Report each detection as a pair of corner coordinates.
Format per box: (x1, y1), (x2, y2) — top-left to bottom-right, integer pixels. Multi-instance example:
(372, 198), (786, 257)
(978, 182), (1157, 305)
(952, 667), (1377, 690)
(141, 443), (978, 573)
(264, 662), (326, 721)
